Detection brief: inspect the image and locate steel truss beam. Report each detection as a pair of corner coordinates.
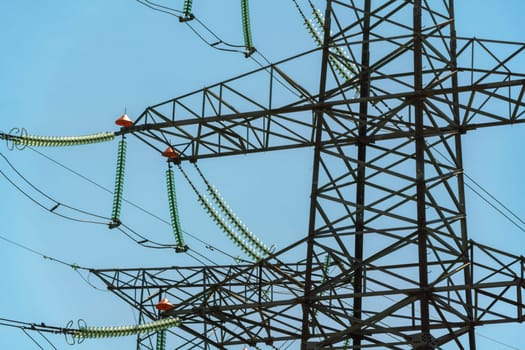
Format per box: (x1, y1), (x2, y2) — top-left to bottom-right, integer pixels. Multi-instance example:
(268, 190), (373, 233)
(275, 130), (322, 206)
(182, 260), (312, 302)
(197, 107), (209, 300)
(95, 1), (525, 348)
(91, 241), (525, 349)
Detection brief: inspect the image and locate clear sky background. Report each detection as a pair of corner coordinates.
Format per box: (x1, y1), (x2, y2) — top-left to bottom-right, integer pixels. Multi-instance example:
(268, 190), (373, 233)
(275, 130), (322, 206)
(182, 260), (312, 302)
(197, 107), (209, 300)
(1, 1), (525, 349)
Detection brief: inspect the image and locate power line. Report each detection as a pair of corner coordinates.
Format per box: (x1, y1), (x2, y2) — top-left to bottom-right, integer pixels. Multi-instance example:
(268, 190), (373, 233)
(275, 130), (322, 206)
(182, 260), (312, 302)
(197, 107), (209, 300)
(36, 330), (58, 350)
(0, 231), (82, 270)
(26, 146), (243, 262)
(134, 0), (304, 99)
(477, 332), (521, 350)
(21, 329), (45, 350)
(135, 0), (247, 54)
(0, 229), (111, 294)
(464, 171), (525, 227)
(1, 150), (209, 258)
(3, 146), (237, 260)
(0, 317), (73, 335)
(0, 151), (109, 221)
(429, 146), (525, 234)
(0, 166), (108, 225)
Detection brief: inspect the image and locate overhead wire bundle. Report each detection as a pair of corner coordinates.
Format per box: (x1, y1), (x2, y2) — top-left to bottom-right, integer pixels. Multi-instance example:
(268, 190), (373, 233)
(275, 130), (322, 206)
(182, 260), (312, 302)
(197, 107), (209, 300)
(193, 163), (272, 257)
(135, 0), (255, 55)
(71, 316), (180, 340)
(166, 163), (188, 252)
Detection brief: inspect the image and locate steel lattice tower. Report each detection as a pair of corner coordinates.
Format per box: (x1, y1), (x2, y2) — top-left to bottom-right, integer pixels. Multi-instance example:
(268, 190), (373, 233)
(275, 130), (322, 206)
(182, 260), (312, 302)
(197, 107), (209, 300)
(92, 1), (525, 348)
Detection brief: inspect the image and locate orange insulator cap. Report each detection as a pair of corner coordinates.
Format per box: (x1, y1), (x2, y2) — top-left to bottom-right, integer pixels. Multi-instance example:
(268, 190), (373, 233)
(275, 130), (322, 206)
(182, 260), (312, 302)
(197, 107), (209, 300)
(156, 298), (174, 311)
(162, 147), (179, 159)
(115, 114), (134, 127)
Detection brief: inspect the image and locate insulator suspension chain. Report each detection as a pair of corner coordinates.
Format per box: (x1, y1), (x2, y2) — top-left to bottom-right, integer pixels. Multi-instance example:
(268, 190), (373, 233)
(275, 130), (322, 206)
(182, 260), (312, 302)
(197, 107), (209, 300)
(240, 0), (255, 57)
(72, 317), (180, 340)
(181, 0), (194, 21)
(207, 185), (271, 256)
(166, 165), (188, 252)
(193, 163), (271, 257)
(156, 329), (167, 350)
(2, 131), (115, 147)
(177, 164), (262, 261)
(110, 137), (127, 228)
(198, 193), (262, 261)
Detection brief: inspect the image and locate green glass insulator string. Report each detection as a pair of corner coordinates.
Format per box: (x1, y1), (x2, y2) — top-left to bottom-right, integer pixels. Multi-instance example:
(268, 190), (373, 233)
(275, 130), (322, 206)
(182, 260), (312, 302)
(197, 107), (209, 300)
(72, 317), (180, 340)
(166, 165), (188, 252)
(3, 131), (115, 147)
(110, 137), (127, 227)
(193, 163), (271, 257)
(199, 194), (261, 261)
(182, 0), (193, 19)
(314, 254), (331, 317)
(156, 329), (167, 350)
(240, 0), (255, 57)
(309, 6), (358, 80)
(177, 164), (262, 261)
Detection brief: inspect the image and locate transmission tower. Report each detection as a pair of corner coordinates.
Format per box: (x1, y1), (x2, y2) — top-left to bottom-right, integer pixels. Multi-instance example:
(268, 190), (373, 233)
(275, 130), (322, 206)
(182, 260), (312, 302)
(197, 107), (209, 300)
(91, 1), (525, 349)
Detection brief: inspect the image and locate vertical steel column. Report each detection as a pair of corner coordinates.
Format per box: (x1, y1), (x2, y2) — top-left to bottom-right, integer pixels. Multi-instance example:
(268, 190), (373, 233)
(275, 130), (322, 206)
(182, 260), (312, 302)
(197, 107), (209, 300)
(448, 1), (476, 348)
(413, 0), (431, 346)
(352, 0), (371, 348)
(301, 0), (333, 348)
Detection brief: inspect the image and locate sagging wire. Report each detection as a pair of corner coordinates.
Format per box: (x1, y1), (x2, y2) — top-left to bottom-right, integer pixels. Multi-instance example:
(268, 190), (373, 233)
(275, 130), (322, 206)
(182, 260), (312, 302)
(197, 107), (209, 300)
(24, 146), (241, 262)
(166, 163), (188, 252)
(193, 163), (272, 256)
(110, 136), (127, 228)
(177, 163), (263, 262)
(0, 151), (109, 222)
(134, 0), (305, 100)
(0, 149), (190, 254)
(3, 139), (228, 256)
(0, 317), (69, 335)
(116, 225), (176, 250)
(135, 0), (250, 55)
(38, 330), (58, 350)
(430, 145), (525, 234)
(0, 231), (84, 270)
(1, 316), (180, 346)
(0, 165), (109, 225)
(21, 328), (46, 350)
(1, 156), (184, 252)
(0, 230), (108, 294)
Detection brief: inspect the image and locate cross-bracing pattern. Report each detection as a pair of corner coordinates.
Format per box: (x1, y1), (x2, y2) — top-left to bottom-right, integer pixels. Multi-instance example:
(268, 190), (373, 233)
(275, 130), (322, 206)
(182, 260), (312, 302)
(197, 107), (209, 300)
(94, 1), (525, 348)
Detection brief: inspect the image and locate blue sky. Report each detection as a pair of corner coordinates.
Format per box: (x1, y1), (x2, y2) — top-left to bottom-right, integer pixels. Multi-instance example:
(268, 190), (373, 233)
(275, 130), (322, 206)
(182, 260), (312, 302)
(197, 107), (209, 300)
(1, 1), (525, 349)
